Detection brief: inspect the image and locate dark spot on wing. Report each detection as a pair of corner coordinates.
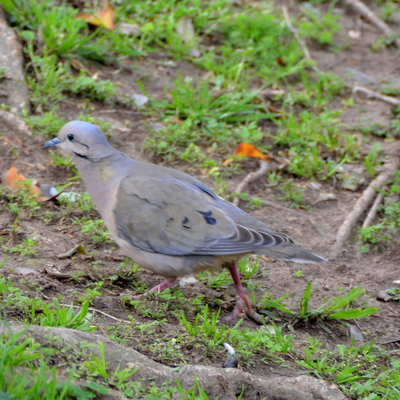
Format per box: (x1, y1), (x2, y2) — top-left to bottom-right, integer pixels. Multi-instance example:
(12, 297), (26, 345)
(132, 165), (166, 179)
(198, 210), (212, 216)
(182, 216), (191, 229)
(205, 217), (217, 225)
(197, 210), (217, 225)
(194, 183), (218, 199)
(166, 216), (174, 227)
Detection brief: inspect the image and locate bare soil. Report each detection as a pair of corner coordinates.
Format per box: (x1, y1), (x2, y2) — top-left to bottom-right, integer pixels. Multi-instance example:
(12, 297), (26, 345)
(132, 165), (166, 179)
(1, 1), (400, 387)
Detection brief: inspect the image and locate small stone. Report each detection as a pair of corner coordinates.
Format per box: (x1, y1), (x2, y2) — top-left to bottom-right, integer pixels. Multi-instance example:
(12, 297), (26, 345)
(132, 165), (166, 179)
(132, 94), (149, 106)
(179, 276), (198, 286)
(348, 30), (361, 40)
(15, 267), (38, 276)
(118, 22), (141, 36)
(377, 290), (393, 302)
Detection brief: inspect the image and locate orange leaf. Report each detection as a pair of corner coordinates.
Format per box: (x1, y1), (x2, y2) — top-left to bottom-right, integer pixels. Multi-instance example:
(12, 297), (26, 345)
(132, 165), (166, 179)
(4, 165), (26, 190)
(76, 3), (115, 30)
(223, 158), (234, 165)
(4, 165), (41, 197)
(233, 143), (269, 161)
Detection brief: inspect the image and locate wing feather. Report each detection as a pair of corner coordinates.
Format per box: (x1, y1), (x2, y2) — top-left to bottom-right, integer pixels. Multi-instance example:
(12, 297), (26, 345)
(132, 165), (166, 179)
(113, 174), (291, 256)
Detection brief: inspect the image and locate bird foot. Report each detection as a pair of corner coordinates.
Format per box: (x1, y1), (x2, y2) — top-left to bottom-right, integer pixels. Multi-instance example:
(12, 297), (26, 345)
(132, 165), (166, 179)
(122, 279), (177, 300)
(245, 308), (263, 324)
(225, 261), (263, 324)
(224, 297), (263, 324)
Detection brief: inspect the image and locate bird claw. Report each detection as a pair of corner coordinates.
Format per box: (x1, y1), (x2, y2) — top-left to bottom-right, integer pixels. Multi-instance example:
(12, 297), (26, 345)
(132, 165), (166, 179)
(245, 309), (264, 324)
(119, 291), (141, 301)
(224, 297), (263, 324)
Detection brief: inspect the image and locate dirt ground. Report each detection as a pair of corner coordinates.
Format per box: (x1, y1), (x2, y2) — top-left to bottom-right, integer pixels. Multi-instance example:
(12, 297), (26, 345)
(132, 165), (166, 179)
(1, 1), (400, 382)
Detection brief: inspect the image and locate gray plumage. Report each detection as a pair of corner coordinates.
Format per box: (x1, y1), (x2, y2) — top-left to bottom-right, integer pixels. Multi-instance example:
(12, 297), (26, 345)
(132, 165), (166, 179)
(45, 121), (325, 321)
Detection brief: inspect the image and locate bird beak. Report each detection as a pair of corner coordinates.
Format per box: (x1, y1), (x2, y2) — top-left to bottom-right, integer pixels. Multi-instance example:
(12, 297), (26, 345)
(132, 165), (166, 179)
(44, 138), (62, 149)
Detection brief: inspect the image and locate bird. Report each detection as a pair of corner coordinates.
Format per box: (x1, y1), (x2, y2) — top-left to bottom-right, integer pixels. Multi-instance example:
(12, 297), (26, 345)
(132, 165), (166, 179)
(44, 121), (326, 322)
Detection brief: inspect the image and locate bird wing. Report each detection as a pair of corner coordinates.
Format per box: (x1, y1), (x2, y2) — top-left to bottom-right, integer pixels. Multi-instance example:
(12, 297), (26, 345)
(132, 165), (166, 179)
(113, 175), (288, 256)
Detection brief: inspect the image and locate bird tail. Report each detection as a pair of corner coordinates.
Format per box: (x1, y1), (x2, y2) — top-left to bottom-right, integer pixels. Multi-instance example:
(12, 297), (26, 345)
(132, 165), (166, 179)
(259, 244), (327, 264)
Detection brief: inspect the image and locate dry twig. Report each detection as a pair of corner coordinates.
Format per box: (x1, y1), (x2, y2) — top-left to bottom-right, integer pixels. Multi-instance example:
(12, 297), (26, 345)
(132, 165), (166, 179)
(61, 303), (130, 324)
(233, 160), (269, 206)
(256, 198), (310, 219)
(353, 85), (400, 106)
(330, 149), (400, 259)
(362, 192), (384, 228)
(282, 6), (320, 73)
(343, 0), (400, 48)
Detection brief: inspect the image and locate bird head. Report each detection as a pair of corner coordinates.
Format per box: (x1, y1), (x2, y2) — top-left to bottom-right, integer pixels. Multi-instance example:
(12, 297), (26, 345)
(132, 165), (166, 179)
(44, 121), (114, 162)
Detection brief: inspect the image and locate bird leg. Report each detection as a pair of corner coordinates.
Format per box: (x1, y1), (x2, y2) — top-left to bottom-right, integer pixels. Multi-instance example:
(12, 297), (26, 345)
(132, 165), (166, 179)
(148, 279), (177, 293)
(128, 279), (177, 300)
(227, 262), (263, 324)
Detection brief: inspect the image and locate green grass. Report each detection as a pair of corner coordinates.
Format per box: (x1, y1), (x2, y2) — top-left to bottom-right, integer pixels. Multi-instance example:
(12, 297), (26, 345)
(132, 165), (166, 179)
(0, 271), (398, 398)
(297, 281), (378, 321)
(3, 0), (366, 183)
(72, 217), (112, 243)
(360, 170), (400, 252)
(272, 109), (360, 180)
(297, 337), (400, 399)
(116, 0), (233, 54)
(2, 0), (400, 398)
(0, 329), (100, 400)
(198, 256), (262, 289)
(26, 49), (116, 109)
(142, 76), (268, 161)
(2, 237), (39, 258)
(297, 1), (342, 48)
(0, 182), (41, 217)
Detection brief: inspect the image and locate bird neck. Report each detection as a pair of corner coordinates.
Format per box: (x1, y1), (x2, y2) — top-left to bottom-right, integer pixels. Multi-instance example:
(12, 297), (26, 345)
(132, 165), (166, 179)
(78, 152), (133, 220)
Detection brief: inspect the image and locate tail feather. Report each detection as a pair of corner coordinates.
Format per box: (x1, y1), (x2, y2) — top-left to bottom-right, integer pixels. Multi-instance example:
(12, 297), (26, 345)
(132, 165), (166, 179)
(259, 244), (326, 264)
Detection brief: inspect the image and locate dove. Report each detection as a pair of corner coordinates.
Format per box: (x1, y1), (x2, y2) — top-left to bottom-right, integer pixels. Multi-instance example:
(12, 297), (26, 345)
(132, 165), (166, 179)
(44, 121), (326, 322)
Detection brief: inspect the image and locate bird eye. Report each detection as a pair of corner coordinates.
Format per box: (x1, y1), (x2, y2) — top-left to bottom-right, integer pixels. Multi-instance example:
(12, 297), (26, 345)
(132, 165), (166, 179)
(67, 134), (74, 141)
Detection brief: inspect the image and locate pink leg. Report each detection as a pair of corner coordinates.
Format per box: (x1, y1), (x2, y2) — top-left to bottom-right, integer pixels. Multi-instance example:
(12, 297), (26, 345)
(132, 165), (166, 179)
(227, 262), (262, 324)
(148, 279), (177, 293)
(128, 279), (177, 300)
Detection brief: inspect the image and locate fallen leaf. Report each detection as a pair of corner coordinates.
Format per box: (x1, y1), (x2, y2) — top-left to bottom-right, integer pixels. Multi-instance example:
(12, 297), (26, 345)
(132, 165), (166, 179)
(57, 244), (87, 259)
(175, 17), (201, 57)
(276, 57), (286, 66)
(265, 105), (282, 114)
(349, 324), (364, 342)
(76, 2), (115, 30)
(70, 58), (97, 74)
(224, 143), (270, 165)
(223, 158), (234, 165)
(176, 17), (195, 44)
(4, 165), (41, 197)
(234, 143), (269, 161)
